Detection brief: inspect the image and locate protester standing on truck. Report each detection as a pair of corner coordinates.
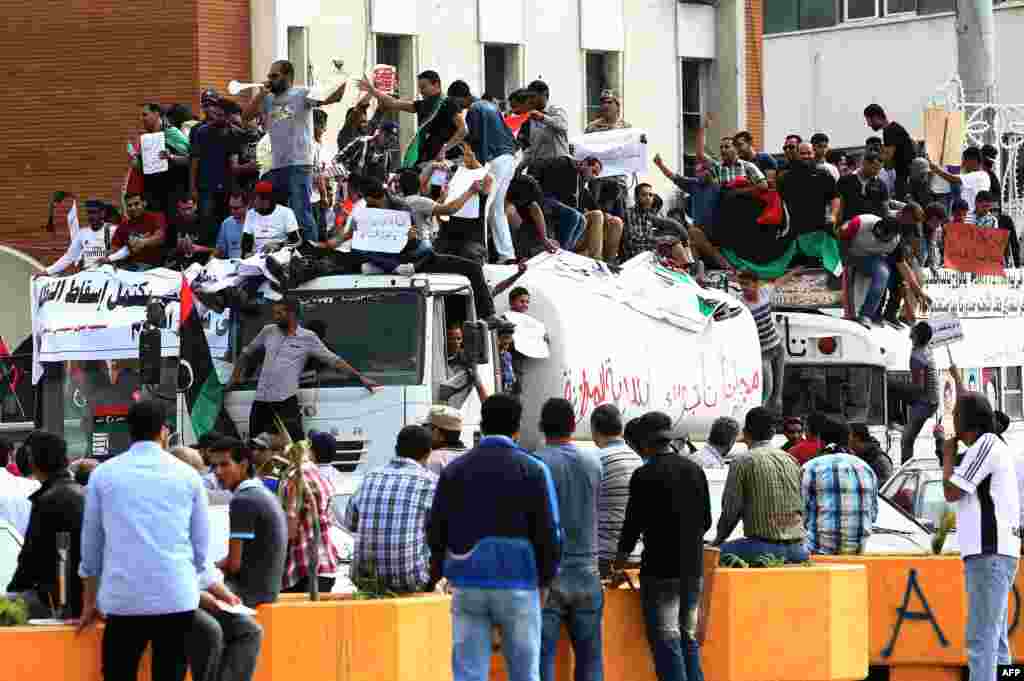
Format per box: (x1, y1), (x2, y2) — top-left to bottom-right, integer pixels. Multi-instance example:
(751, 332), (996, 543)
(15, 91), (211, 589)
(902, 322), (940, 464)
(738, 268), (803, 415)
(229, 297), (380, 441)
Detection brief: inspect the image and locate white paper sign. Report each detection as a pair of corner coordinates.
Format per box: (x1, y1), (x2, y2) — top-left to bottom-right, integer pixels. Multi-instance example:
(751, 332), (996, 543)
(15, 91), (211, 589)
(928, 315), (964, 347)
(351, 208), (412, 254)
(30, 268), (231, 384)
(447, 166), (489, 219)
(569, 128), (648, 178)
(67, 201), (80, 238)
(140, 132), (169, 175)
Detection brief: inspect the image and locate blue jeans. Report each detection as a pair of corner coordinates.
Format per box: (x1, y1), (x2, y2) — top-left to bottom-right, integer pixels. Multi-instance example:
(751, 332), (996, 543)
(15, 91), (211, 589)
(901, 401), (937, 464)
(266, 165), (316, 242)
(452, 587), (541, 681)
(639, 576), (703, 681)
(540, 571), (604, 681)
(718, 538), (809, 565)
(848, 255), (891, 321)
(964, 555), (1018, 681)
(543, 197), (585, 250)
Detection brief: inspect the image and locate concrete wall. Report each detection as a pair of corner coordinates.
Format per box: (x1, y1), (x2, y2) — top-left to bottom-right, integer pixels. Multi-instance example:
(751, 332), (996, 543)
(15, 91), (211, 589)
(763, 5), (1024, 152)
(253, 0), (752, 201)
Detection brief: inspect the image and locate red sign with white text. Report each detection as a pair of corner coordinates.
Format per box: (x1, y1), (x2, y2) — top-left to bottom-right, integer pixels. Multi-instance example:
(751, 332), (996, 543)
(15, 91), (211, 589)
(943, 222), (1008, 276)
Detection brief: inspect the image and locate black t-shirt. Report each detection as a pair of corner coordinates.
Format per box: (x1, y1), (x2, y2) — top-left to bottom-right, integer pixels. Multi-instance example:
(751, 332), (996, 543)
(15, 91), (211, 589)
(229, 128), (262, 192)
(175, 216), (218, 266)
(838, 173), (890, 224)
(883, 121), (915, 174)
(414, 96), (460, 162)
(524, 157), (596, 211)
(777, 165), (837, 231)
(507, 175), (550, 257)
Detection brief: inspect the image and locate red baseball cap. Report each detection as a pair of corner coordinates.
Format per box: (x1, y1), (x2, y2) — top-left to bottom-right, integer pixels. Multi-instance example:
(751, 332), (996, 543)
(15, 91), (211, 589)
(254, 181), (274, 195)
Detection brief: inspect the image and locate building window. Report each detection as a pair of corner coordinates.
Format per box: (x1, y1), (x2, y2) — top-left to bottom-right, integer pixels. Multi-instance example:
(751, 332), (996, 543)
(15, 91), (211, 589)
(845, 0), (878, 20)
(681, 59), (710, 158)
(917, 0), (953, 13)
(375, 34), (417, 153)
(1005, 367), (1023, 419)
(483, 44), (522, 113)
(764, 0), (837, 34)
(287, 26), (311, 86)
(884, 0), (915, 14)
(584, 51), (622, 125)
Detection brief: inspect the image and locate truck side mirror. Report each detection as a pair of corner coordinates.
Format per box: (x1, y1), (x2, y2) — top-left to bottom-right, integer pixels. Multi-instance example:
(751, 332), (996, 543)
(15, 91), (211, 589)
(461, 321), (489, 365)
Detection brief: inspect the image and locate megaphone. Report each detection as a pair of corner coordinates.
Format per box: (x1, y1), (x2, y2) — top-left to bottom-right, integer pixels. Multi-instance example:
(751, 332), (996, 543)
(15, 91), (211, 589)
(228, 80), (262, 96)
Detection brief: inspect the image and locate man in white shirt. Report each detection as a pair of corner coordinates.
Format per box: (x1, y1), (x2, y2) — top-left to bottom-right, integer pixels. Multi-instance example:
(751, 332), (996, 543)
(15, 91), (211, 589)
(0, 438), (39, 536)
(42, 200), (119, 276)
(942, 393), (1021, 681)
(929, 146), (990, 217)
(241, 181), (301, 257)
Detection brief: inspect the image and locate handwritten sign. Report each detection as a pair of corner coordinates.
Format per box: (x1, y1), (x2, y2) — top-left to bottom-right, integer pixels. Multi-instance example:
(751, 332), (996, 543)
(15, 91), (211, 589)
(372, 64), (397, 94)
(943, 222), (1008, 276)
(351, 208), (412, 254)
(140, 132), (168, 175)
(67, 201), (80, 238)
(569, 128), (648, 178)
(927, 315), (964, 347)
(30, 269), (230, 384)
(447, 166), (489, 219)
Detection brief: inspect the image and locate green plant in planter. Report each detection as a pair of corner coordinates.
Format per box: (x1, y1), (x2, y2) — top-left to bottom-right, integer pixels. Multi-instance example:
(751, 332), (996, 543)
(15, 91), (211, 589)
(720, 553), (811, 568)
(352, 562), (398, 600)
(0, 598), (29, 626)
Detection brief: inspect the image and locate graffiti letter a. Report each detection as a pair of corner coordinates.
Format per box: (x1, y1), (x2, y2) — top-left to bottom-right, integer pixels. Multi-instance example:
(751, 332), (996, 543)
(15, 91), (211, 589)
(881, 568), (949, 658)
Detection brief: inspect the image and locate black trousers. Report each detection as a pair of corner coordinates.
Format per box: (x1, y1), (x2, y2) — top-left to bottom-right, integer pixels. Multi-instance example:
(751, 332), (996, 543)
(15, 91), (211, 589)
(282, 576), (336, 594)
(102, 610), (195, 681)
(249, 395), (303, 442)
(411, 252), (495, 318)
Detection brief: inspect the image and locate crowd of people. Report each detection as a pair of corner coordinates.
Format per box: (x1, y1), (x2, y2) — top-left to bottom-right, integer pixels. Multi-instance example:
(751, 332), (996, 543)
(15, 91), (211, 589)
(1, 380), (1018, 681)
(16, 55), (1024, 681)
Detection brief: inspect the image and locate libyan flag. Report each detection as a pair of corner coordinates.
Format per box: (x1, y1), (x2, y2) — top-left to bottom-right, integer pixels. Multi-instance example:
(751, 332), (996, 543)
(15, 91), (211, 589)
(180, 276), (224, 439)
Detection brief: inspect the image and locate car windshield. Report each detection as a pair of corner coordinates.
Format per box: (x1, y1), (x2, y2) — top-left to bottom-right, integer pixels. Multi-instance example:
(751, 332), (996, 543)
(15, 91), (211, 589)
(234, 290), (424, 387)
(782, 364), (886, 425)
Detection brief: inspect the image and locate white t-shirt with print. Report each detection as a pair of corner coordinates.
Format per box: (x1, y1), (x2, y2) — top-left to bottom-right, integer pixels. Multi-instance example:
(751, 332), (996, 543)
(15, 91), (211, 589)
(242, 205), (300, 253)
(46, 224), (114, 274)
(960, 170), (991, 216)
(950, 432), (1022, 558)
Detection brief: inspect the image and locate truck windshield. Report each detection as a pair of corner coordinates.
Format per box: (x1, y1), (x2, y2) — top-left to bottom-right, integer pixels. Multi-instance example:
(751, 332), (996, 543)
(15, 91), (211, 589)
(235, 290), (423, 387)
(782, 364), (886, 425)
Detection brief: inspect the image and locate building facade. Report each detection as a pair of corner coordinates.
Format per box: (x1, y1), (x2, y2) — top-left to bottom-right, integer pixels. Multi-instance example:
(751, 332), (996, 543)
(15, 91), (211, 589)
(249, 0), (765, 198)
(762, 0), (1024, 151)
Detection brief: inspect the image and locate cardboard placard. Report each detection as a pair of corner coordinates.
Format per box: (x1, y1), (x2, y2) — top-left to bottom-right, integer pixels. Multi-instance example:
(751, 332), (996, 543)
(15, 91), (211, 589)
(943, 222), (1009, 276)
(927, 315), (964, 348)
(350, 207), (412, 254)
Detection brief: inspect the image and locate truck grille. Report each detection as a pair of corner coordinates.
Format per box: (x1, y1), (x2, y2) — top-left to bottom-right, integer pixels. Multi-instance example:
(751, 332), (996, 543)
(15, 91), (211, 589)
(332, 440), (368, 473)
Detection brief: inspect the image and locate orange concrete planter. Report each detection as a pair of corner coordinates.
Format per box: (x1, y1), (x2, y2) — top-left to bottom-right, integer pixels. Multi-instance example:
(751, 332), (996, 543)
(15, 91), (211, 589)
(0, 594), (453, 681)
(491, 563), (868, 681)
(812, 554), (1024, 676)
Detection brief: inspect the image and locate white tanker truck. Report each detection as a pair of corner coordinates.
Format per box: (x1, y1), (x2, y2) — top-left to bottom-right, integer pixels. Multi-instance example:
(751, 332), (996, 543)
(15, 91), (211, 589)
(223, 250), (764, 471)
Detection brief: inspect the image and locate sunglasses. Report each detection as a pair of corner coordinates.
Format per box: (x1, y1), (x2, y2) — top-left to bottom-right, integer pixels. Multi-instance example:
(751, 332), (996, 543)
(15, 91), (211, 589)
(783, 144), (796, 150)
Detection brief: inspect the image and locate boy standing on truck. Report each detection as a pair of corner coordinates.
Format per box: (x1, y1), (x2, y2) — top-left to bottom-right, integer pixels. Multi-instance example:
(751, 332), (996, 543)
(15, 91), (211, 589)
(902, 322), (939, 464)
(738, 268), (803, 415)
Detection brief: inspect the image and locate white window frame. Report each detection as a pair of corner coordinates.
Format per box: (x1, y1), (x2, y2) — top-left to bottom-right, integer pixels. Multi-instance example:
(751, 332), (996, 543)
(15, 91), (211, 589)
(883, 0), (916, 16)
(1004, 366), (1024, 420)
(583, 50), (623, 128)
(480, 43), (525, 113)
(680, 58), (710, 161)
(844, 0), (879, 22)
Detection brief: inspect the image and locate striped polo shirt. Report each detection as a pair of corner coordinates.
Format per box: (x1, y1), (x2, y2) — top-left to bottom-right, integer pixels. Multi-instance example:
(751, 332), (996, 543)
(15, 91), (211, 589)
(744, 285), (781, 352)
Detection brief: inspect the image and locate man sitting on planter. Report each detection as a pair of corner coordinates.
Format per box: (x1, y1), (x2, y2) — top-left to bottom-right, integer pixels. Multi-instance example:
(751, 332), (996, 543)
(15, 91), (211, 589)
(344, 425), (439, 593)
(801, 446), (879, 555)
(712, 407), (809, 564)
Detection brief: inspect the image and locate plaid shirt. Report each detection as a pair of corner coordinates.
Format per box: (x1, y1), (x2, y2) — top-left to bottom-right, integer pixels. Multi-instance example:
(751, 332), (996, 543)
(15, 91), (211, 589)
(623, 206), (660, 260)
(343, 458), (438, 592)
(802, 454), (878, 555)
(718, 158), (765, 186)
(715, 443), (806, 544)
(282, 463), (342, 588)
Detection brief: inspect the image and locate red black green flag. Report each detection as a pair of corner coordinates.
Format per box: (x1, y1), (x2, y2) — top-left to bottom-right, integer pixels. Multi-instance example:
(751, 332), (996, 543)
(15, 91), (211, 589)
(180, 276), (224, 439)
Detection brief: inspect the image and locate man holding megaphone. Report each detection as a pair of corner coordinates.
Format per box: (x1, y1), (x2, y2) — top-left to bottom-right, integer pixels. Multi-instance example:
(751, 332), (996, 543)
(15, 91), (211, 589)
(240, 60), (348, 244)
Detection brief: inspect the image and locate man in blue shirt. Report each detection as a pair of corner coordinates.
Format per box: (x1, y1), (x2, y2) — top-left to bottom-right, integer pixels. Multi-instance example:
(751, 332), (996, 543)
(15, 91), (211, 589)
(216, 190), (247, 259)
(78, 400), (212, 681)
(534, 398), (603, 681)
(428, 394), (562, 681)
(448, 79), (519, 264)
